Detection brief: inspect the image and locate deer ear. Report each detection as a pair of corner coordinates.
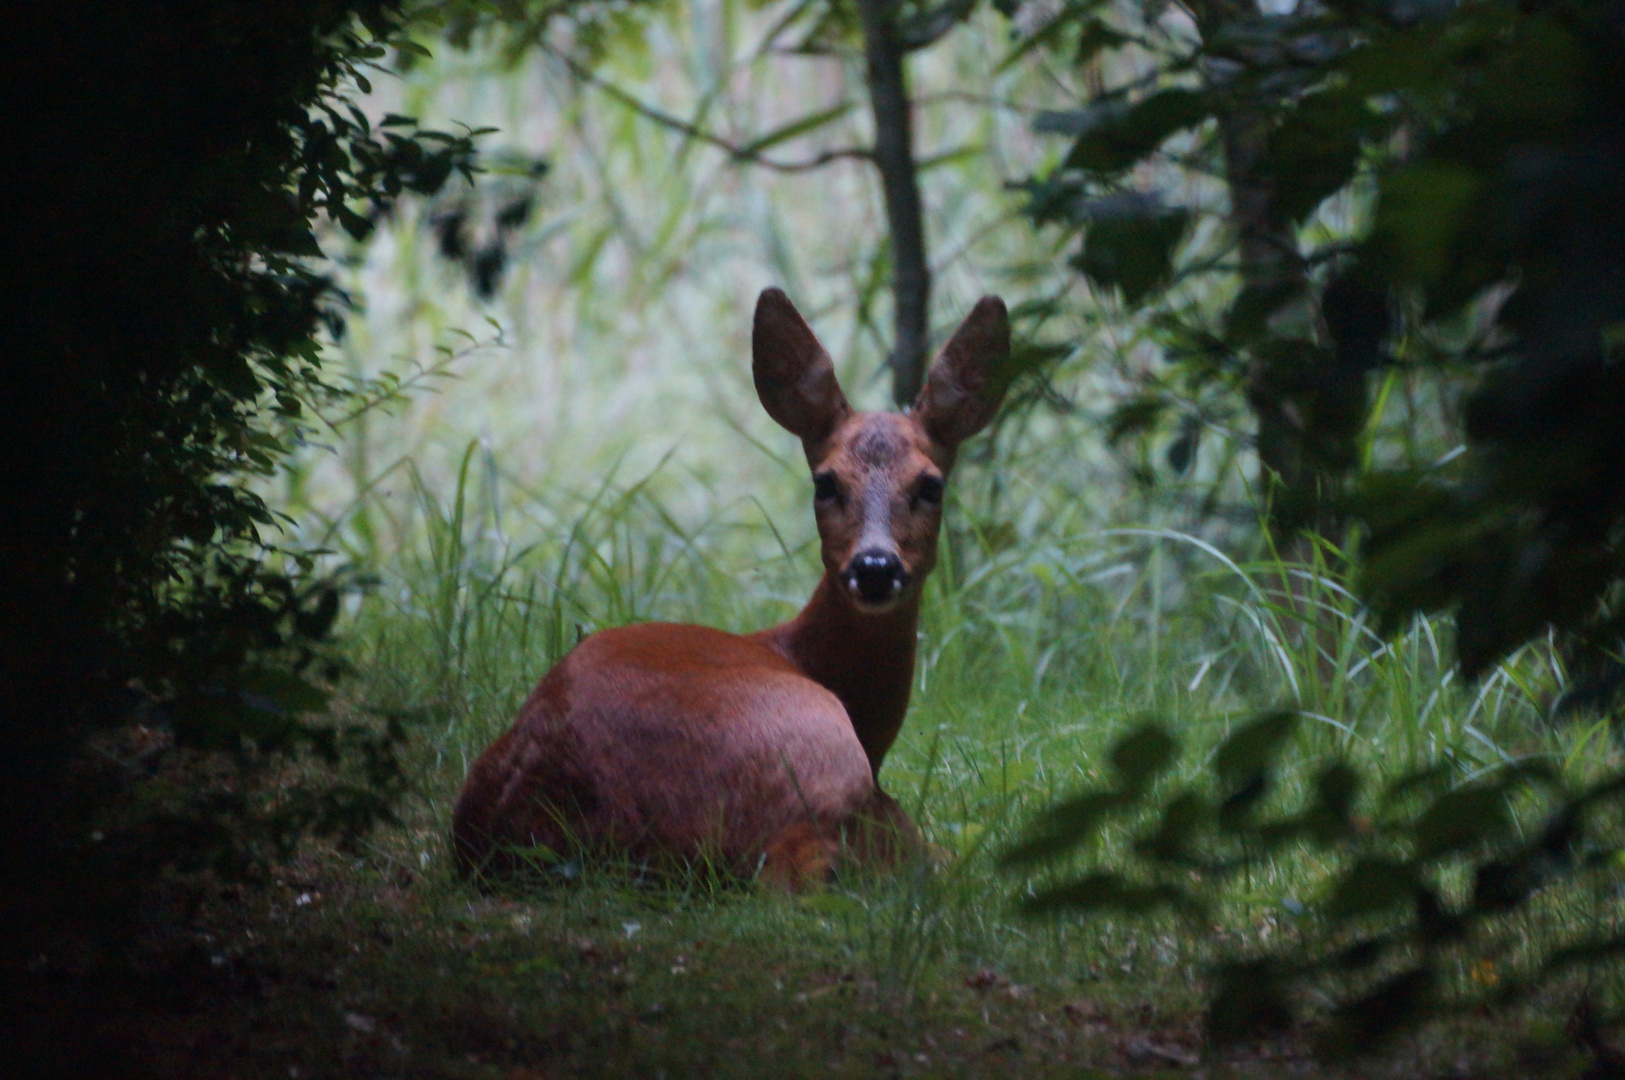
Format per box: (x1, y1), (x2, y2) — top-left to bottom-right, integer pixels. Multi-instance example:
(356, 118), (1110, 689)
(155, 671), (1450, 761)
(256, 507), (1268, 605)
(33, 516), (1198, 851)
(913, 296), (1011, 448)
(753, 288), (851, 445)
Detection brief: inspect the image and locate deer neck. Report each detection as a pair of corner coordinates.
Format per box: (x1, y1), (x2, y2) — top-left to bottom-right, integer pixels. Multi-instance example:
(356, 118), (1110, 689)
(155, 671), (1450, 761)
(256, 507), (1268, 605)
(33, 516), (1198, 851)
(759, 570), (920, 777)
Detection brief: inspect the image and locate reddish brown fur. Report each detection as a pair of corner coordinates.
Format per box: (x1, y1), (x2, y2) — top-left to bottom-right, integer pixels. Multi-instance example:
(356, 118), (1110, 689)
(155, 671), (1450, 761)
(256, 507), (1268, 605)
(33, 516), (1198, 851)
(452, 289), (1010, 888)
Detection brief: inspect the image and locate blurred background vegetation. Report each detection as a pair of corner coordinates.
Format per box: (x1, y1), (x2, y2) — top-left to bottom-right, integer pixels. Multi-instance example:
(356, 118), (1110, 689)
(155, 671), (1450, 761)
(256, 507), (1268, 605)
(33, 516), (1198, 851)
(10, 0), (1625, 1074)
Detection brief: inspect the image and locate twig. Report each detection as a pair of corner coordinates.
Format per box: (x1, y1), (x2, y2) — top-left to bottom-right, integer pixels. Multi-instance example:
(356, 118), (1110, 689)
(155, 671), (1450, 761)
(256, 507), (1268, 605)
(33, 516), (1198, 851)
(547, 46), (871, 174)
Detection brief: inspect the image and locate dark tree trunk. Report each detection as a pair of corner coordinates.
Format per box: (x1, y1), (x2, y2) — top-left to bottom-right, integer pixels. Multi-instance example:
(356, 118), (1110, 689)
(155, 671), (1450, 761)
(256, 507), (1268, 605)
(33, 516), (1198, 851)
(856, 0), (932, 406)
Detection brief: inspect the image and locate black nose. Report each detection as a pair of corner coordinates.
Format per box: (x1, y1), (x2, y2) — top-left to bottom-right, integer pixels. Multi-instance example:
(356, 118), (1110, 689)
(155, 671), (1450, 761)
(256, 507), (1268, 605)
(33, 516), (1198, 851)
(845, 549), (909, 604)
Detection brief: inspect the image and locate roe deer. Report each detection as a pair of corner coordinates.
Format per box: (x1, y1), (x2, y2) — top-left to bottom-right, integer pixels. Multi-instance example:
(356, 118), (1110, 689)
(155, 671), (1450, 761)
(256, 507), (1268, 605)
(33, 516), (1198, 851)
(451, 288), (1010, 889)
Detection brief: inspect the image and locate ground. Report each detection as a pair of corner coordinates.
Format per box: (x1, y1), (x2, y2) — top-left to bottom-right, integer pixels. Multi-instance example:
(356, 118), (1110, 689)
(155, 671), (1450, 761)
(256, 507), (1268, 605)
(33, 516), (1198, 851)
(51, 840), (1588, 1080)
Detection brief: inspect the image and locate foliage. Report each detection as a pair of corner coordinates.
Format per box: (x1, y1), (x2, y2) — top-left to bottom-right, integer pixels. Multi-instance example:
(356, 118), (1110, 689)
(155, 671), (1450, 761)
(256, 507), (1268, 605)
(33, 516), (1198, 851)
(1012, 0), (1625, 677)
(1006, 713), (1625, 1062)
(1, 0), (480, 968)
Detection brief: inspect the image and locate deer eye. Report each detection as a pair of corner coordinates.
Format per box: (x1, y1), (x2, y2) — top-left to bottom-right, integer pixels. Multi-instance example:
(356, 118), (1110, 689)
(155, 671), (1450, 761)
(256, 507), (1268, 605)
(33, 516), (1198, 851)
(812, 472), (842, 504)
(915, 474), (945, 506)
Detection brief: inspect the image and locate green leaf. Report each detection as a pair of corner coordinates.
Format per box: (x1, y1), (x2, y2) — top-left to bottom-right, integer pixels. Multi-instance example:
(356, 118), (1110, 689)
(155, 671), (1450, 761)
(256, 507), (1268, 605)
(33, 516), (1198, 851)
(1371, 162), (1482, 288)
(735, 102), (854, 157)
(1106, 395), (1166, 445)
(240, 668), (331, 713)
(917, 145), (981, 173)
(1064, 89), (1210, 175)
(1074, 208), (1190, 305)
(1262, 91), (1380, 225)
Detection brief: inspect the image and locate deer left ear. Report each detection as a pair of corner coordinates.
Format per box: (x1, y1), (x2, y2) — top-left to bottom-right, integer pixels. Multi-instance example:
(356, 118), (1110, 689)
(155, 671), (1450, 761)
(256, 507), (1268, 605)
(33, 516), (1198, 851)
(753, 287), (852, 447)
(913, 296), (1011, 449)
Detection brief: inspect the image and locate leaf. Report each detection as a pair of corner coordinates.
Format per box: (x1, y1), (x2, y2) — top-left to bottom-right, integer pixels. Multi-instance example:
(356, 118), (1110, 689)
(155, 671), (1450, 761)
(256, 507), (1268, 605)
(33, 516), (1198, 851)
(240, 668), (331, 713)
(1262, 91), (1378, 225)
(917, 145), (982, 173)
(1215, 711), (1299, 793)
(1109, 724), (1180, 791)
(1536, 936), (1625, 981)
(1033, 98), (1131, 137)
(1074, 208), (1190, 304)
(735, 102), (854, 157)
(1135, 790), (1209, 865)
(1063, 89), (1210, 175)
(1370, 161), (1483, 289)
(1325, 856), (1416, 921)
(1411, 784), (1509, 860)
(1002, 341), (1073, 384)
(1021, 872), (1194, 917)
(1301, 761), (1361, 843)
(1316, 968), (1433, 1060)
(1000, 790), (1134, 868)
(1166, 416), (1200, 475)
(1106, 395), (1166, 445)
(337, 205), (373, 241)
(1075, 18), (1133, 66)
(1206, 960), (1295, 1046)
(1333, 936), (1393, 973)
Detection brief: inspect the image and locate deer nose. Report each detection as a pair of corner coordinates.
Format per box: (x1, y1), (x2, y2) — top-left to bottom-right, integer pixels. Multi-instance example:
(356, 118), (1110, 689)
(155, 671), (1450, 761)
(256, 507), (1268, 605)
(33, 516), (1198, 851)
(845, 549), (909, 605)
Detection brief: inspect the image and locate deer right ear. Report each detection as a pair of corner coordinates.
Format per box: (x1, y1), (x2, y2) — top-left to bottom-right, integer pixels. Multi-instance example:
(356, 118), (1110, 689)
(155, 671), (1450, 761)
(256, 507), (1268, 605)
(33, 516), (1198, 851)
(753, 288), (851, 446)
(913, 296), (1011, 450)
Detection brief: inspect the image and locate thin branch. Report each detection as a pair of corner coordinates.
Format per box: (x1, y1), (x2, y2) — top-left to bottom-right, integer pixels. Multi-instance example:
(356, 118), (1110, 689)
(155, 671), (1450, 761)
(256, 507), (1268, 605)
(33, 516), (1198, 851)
(547, 47), (872, 174)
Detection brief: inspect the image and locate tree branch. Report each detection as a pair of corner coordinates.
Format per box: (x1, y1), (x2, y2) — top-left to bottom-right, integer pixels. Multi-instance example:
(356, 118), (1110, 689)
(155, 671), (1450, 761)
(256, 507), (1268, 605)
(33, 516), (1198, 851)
(551, 49), (872, 174)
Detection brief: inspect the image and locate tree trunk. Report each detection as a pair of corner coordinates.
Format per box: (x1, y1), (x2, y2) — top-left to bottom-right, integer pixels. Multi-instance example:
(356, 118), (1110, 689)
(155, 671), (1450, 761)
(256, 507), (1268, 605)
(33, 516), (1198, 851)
(1187, 0), (1328, 536)
(856, 0), (932, 406)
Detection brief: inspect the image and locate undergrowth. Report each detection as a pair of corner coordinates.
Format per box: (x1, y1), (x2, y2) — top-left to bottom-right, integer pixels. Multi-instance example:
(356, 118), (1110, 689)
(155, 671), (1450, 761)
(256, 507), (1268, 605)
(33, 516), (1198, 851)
(214, 433), (1625, 1075)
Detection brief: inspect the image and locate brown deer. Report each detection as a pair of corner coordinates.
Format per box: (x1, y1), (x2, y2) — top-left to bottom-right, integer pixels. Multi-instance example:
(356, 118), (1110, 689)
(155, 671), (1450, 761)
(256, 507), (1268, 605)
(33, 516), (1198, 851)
(451, 288), (1010, 889)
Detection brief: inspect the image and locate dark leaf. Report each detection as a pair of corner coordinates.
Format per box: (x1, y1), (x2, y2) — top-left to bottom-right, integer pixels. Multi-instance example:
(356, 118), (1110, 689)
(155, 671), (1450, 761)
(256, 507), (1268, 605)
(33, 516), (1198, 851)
(1412, 784), (1509, 860)
(1022, 872), (1195, 917)
(1215, 711), (1298, 793)
(1106, 395), (1166, 445)
(1166, 415), (1200, 475)
(1109, 724), (1180, 791)
(1301, 761), (1361, 842)
(1316, 968), (1433, 1059)
(1064, 89), (1211, 175)
(1334, 936), (1392, 973)
(238, 668), (330, 714)
(1471, 856), (1542, 914)
(1325, 856), (1416, 920)
(1206, 960), (1295, 1046)
(1136, 790), (1210, 864)
(1000, 791), (1134, 868)
(1074, 208), (1190, 305)
(1262, 91), (1380, 225)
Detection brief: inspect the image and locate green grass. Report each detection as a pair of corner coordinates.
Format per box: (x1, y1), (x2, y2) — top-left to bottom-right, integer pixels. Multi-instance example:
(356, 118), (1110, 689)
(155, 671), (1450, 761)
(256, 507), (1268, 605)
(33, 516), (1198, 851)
(136, 433), (1625, 1077)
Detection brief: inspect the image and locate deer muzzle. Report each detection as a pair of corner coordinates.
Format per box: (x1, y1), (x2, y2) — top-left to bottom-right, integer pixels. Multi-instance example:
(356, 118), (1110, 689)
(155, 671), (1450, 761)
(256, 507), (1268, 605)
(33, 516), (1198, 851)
(845, 549), (910, 608)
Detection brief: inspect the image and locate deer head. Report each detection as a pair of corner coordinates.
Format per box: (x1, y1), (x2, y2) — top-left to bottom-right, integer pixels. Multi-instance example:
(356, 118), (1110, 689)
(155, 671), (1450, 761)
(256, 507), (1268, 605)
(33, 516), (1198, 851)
(752, 288), (1011, 613)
